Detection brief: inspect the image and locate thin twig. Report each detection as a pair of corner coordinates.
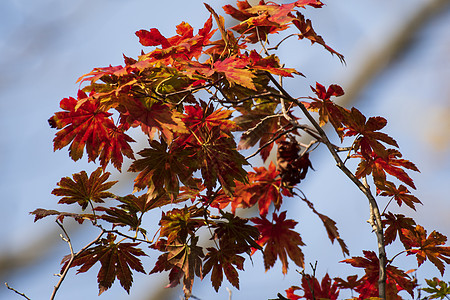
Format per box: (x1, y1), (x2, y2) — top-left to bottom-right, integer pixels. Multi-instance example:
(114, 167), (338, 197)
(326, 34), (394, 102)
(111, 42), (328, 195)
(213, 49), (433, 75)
(5, 282), (31, 300)
(106, 229), (152, 244)
(50, 225), (105, 300)
(267, 34), (297, 51)
(334, 146), (353, 152)
(226, 287), (232, 300)
(257, 26), (270, 57)
(161, 78), (222, 98)
(300, 140), (319, 157)
(245, 126), (297, 160)
(388, 249), (408, 264)
(382, 197), (395, 216)
(278, 71), (294, 124)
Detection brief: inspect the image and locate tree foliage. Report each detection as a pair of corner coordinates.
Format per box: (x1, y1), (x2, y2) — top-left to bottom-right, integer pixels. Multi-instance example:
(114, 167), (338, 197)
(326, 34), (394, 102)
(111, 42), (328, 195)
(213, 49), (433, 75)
(29, 1), (450, 299)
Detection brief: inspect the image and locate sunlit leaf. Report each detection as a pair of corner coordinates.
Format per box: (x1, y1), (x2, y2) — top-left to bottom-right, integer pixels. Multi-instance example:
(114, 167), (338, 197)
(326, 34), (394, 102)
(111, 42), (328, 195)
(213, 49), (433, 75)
(252, 211), (305, 274)
(402, 225), (450, 275)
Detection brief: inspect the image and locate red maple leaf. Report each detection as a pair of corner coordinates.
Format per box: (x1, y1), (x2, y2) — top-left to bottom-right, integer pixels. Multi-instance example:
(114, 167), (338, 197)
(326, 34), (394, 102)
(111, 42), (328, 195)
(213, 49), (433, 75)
(128, 138), (199, 199)
(159, 207), (205, 244)
(136, 15), (215, 65)
(51, 167), (117, 210)
(183, 103), (236, 132)
(203, 246), (245, 291)
(119, 97), (187, 144)
(61, 234), (146, 294)
(211, 212), (262, 253)
(285, 286), (301, 300)
(76, 64), (128, 85)
(30, 208), (95, 224)
(252, 211), (305, 274)
(341, 250), (416, 299)
(95, 204), (141, 231)
(298, 195), (349, 256)
(235, 108), (297, 162)
(49, 90), (134, 170)
(304, 83), (347, 138)
(382, 212), (416, 246)
(213, 55), (256, 90)
(223, 0), (285, 44)
(292, 11), (345, 63)
(355, 149), (419, 190)
(300, 273), (340, 300)
(223, 0), (323, 44)
(378, 181), (422, 210)
(402, 225), (450, 276)
(99, 123), (135, 170)
(232, 162), (290, 217)
(135, 28), (171, 48)
(334, 275), (361, 291)
(184, 127), (249, 196)
(150, 237), (204, 296)
(343, 107), (398, 158)
(180, 101), (237, 147)
(248, 50), (301, 77)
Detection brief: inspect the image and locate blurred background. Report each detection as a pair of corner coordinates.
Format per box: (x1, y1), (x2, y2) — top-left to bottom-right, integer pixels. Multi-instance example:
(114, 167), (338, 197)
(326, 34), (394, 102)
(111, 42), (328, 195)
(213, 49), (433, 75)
(0, 0), (449, 299)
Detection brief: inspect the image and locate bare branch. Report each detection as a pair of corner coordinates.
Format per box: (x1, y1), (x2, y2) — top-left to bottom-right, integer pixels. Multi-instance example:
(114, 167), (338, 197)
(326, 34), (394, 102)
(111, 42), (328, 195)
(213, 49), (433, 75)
(266, 71), (387, 299)
(5, 282), (31, 300)
(50, 223), (105, 300)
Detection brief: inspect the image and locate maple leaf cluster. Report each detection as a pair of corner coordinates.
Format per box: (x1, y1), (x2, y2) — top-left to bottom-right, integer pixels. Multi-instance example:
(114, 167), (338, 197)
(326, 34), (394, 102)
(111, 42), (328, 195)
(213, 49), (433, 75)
(35, 0), (450, 299)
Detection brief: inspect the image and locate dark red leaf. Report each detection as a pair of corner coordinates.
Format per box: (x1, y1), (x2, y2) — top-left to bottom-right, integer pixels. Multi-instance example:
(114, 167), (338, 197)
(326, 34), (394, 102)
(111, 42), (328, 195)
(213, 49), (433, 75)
(252, 211), (305, 274)
(51, 167), (117, 210)
(61, 234), (146, 294)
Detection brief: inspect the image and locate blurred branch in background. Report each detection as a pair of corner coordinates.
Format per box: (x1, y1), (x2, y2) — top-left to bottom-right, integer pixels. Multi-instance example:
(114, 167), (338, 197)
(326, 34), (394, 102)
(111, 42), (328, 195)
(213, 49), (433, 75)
(337, 0), (449, 107)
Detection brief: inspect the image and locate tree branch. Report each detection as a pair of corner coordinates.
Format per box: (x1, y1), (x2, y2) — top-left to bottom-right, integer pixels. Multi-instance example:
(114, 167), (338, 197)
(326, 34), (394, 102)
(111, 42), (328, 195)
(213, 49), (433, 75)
(5, 282), (31, 300)
(266, 71), (387, 299)
(50, 222), (105, 300)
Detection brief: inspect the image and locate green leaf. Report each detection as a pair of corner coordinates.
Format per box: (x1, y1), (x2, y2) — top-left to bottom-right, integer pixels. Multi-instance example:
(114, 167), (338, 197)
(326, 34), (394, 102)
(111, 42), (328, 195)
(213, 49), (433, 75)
(422, 277), (450, 299)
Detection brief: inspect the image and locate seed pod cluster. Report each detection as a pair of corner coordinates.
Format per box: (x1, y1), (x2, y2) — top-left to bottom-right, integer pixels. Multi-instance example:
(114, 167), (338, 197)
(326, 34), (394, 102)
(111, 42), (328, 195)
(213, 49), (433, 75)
(276, 139), (313, 188)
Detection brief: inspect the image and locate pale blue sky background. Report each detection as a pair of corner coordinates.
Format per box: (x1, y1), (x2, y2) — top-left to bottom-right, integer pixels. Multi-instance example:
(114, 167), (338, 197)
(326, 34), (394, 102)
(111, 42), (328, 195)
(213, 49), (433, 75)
(1, 0), (449, 299)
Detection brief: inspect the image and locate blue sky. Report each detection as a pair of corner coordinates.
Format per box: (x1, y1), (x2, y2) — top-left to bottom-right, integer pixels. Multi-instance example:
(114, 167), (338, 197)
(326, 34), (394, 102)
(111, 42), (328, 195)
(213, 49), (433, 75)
(1, 0), (449, 299)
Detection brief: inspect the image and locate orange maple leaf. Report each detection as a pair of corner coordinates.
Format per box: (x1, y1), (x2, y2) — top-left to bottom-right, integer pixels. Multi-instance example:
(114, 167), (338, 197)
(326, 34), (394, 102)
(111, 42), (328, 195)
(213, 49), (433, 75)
(402, 225), (450, 275)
